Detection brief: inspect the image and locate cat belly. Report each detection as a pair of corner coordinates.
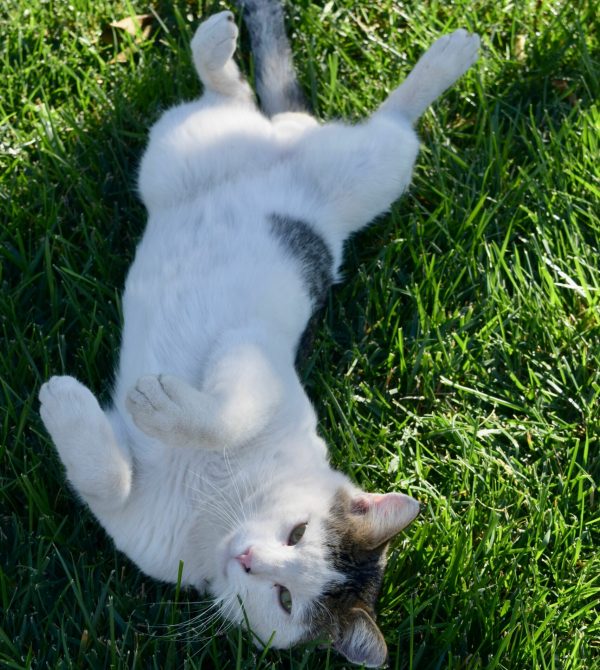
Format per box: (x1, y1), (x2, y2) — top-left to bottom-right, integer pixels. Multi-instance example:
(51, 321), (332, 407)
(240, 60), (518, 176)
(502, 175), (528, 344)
(112, 190), (314, 414)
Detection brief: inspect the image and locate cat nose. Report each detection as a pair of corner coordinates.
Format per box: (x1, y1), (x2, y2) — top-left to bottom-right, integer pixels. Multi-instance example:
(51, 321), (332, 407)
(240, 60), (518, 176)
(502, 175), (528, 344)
(236, 548), (253, 573)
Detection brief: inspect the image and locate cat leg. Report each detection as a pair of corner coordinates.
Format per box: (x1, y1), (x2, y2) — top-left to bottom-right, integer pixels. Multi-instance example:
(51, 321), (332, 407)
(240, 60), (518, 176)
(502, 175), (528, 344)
(294, 115), (421, 236)
(39, 376), (132, 513)
(126, 341), (285, 449)
(293, 30), (479, 237)
(191, 11), (254, 103)
(126, 374), (219, 448)
(235, 0), (309, 115)
(380, 29), (480, 124)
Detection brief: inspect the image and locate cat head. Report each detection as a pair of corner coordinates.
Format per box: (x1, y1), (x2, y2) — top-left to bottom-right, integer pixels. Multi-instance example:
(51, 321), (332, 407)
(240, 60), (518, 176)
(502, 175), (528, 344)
(212, 479), (420, 667)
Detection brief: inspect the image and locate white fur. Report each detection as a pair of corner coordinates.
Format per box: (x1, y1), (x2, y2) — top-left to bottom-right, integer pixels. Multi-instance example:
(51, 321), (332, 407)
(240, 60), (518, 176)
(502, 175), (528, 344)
(40, 12), (478, 655)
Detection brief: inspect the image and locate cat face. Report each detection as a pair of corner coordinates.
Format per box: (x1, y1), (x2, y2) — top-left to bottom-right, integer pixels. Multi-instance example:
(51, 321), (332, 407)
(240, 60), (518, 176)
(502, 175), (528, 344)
(211, 484), (420, 667)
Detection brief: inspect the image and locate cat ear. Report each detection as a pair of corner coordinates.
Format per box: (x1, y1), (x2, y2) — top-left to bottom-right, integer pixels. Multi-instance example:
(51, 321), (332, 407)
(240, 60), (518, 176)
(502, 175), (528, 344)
(351, 491), (420, 549)
(334, 607), (388, 668)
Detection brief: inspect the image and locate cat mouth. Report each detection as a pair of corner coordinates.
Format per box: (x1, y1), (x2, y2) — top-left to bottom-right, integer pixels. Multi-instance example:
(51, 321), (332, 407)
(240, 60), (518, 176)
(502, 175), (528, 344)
(224, 553), (251, 578)
(222, 536), (251, 577)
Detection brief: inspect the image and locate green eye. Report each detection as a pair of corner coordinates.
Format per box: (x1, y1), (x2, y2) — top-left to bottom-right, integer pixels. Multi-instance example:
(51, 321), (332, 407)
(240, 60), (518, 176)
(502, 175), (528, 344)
(278, 585), (292, 613)
(288, 522), (307, 545)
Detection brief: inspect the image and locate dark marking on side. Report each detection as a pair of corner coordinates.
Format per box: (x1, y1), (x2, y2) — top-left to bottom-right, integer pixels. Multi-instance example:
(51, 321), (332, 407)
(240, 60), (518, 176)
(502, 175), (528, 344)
(294, 308), (323, 372)
(269, 213), (333, 311)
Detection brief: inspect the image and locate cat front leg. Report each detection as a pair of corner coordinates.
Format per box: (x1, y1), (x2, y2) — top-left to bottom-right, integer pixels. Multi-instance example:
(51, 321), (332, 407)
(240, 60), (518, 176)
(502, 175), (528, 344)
(39, 376), (132, 513)
(126, 342), (285, 449)
(380, 29), (480, 124)
(126, 374), (220, 448)
(191, 11), (254, 103)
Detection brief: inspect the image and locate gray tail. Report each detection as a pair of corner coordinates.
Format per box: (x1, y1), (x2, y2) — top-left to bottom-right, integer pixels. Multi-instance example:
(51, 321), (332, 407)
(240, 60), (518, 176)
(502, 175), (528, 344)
(236, 0), (309, 116)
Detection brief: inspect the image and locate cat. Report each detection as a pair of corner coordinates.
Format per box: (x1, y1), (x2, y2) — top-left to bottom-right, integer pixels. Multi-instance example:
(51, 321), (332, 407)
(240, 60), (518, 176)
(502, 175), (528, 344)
(39, 1), (479, 666)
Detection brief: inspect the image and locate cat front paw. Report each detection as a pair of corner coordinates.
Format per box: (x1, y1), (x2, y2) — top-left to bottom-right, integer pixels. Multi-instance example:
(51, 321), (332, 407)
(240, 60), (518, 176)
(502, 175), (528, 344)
(40, 376), (102, 442)
(126, 374), (195, 445)
(40, 376), (131, 508)
(192, 11), (239, 73)
(39, 375), (112, 469)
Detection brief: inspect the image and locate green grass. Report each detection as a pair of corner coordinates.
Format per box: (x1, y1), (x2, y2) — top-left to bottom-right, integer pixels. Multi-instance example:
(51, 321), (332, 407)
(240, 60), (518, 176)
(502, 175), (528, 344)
(1, 0), (598, 667)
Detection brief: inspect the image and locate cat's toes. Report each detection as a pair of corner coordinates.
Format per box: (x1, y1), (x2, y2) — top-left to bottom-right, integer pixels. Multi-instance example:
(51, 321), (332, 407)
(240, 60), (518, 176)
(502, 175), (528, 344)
(39, 375), (113, 469)
(126, 374), (188, 441)
(40, 377), (130, 507)
(192, 11), (239, 72)
(40, 376), (101, 439)
(421, 29), (480, 83)
(444, 29), (480, 70)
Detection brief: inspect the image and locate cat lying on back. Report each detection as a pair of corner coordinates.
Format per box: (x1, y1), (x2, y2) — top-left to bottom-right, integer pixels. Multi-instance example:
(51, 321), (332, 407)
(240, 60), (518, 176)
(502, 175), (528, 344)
(39, 1), (479, 665)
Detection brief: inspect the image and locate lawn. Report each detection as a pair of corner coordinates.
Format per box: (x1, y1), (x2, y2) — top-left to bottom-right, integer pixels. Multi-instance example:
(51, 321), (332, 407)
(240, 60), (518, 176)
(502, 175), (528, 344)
(1, 0), (598, 668)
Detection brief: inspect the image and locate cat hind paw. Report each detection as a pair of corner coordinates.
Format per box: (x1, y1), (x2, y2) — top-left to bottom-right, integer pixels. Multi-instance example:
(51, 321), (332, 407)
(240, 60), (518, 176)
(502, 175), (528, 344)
(192, 11), (239, 73)
(420, 29), (480, 85)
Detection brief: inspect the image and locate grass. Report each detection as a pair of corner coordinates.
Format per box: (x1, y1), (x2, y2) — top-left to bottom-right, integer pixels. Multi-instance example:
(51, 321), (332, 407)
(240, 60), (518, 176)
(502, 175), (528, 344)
(1, 0), (598, 667)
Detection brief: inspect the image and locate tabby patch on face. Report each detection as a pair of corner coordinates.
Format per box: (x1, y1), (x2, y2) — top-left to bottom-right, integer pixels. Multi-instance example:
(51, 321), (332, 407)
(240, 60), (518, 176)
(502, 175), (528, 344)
(312, 490), (388, 632)
(305, 488), (419, 667)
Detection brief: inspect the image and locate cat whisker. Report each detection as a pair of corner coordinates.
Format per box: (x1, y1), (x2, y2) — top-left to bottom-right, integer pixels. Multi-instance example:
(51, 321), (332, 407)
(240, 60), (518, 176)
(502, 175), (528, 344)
(223, 450), (249, 525)
(186, 490), (238, 531)
(147, 596), (230, 643)
(188, 464), (241, 513)
(168, 598), (222, 626)
(186, 470), (245, 530)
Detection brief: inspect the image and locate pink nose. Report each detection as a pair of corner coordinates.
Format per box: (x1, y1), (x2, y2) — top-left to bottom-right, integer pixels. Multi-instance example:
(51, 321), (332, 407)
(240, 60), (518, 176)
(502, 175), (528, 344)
(236, 548), (253, 573)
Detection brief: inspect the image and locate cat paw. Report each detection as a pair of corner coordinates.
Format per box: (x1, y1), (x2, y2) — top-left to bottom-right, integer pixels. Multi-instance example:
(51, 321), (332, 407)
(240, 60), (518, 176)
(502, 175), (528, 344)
(39, 375), (113, 469)
(126, 374), (194, 444)
(40, 376), (131, 508)
(418, 29), (480, 86)
(40, 376), (102, 441)
(192, 11), (238, 73)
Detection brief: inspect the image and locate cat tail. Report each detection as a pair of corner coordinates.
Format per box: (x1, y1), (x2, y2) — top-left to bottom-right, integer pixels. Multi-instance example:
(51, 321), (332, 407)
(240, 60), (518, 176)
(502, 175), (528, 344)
(236, 0), (309, 116)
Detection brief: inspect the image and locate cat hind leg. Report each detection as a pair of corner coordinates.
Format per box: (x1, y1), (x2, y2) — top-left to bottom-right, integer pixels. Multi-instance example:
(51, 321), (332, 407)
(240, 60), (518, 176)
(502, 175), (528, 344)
(192, 11), (254, 102)
(290, 29), (479, 236)
(381, 29), (480, 123)
(39, 376), (132, 513)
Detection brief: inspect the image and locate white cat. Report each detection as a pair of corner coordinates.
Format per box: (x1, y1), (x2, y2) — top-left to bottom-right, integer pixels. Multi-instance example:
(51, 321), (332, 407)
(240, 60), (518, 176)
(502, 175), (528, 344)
(39, 2), (479, 666)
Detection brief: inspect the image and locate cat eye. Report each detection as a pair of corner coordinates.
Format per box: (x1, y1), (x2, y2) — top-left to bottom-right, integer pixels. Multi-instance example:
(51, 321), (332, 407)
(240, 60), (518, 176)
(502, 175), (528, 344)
(288, 522), (307, 545)
(278, 585), (292, 613)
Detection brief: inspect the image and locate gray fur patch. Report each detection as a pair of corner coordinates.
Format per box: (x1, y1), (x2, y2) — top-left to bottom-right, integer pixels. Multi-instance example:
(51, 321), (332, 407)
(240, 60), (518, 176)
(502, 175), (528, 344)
(269, 213), (333, 310)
